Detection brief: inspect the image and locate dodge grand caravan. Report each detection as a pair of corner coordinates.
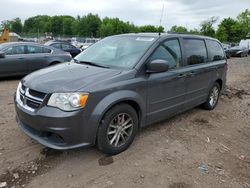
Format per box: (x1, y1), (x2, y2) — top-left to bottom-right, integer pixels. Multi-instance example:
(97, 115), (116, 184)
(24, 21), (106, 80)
(15, 33), (227, 155)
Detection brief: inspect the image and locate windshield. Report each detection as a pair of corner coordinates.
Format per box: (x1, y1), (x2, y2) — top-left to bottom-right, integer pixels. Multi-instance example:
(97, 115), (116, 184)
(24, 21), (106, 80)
(75, 36), (156, 69)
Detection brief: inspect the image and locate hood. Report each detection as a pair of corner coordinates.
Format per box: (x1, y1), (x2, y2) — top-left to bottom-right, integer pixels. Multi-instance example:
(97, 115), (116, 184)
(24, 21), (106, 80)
(22, 62), (121, 93)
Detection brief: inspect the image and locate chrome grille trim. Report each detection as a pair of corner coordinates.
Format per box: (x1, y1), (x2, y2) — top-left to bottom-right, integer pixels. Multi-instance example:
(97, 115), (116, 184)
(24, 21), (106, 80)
(25, 88), (44, 102)
(16, 83), (46, 112)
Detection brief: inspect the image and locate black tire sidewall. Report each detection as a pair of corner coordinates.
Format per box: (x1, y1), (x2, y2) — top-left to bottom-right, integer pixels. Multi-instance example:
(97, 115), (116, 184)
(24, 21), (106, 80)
(97, 103), (138, 155)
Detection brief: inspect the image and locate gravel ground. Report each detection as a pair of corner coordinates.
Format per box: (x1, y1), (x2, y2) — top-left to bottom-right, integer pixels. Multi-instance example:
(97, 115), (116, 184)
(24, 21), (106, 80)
(0, 57), (249, 188)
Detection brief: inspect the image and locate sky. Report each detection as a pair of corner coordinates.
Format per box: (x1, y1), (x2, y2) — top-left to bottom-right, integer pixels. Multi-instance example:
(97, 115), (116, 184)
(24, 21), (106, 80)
(1, 0), (249, 30)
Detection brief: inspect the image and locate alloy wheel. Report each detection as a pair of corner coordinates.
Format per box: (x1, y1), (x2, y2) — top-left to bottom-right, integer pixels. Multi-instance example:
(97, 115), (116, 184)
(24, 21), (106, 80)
(209, 86), (219, 107)
(107, 113), (134, 147)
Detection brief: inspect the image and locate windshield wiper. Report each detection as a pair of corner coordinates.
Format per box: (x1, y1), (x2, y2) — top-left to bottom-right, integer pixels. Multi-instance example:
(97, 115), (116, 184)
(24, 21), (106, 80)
(73, 58), (109, 68)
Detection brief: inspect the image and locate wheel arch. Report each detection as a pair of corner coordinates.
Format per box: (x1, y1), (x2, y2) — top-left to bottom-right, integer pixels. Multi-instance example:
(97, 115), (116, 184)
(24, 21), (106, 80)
(215, 78), (223, 90)
(88, 90), (146, 144)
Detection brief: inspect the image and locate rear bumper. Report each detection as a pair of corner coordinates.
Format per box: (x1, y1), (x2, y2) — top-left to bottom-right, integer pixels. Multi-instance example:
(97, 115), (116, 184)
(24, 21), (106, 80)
(15, 100), (95, 150)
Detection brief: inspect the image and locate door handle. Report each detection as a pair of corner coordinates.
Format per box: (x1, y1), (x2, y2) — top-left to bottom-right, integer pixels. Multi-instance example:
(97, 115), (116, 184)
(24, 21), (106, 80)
(18, 57), (24, 59)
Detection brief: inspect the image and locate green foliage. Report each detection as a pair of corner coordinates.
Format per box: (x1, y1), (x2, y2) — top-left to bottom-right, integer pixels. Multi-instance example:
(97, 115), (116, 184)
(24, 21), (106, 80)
(216, 18), (238, 42)
(139, 25), (158, 32)
(78, 13), (101, 37)
(216, 10), (249, 42)
(170, 25), (188, 33)
(200, 17), (218, 37)
(237, 9), (250, 38)
(98, 17), (136, 37)
(1, 18), (23, 34)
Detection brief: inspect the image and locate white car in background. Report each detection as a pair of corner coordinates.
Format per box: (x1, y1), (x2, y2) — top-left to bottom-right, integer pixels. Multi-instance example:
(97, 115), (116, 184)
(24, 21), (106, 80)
(240, 39), (250, 54)
(81, 38), (100, 51)
(71, 37), (100, 50)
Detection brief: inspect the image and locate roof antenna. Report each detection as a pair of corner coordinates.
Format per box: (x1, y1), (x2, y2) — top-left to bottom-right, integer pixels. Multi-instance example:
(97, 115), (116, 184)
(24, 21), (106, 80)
(159, 3), (165, 36)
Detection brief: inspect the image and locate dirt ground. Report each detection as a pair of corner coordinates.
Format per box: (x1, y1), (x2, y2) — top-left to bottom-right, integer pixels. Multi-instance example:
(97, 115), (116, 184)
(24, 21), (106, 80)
(0, 57), (249, 188)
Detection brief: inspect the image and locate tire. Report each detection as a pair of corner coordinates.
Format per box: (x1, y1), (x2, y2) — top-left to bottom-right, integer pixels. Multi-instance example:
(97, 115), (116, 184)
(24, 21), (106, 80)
(202, 82), (221, 110)
(97, 103), (138, 155)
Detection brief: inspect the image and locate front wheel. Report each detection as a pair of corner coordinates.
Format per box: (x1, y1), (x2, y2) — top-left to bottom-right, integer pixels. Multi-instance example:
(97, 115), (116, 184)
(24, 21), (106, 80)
(202, 82), (221, 110)
(97, 103), (138, 155)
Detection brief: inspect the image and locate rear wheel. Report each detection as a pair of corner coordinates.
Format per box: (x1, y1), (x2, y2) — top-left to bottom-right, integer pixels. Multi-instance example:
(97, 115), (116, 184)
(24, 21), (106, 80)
(202, 82), (221, 110)
(97, 103), (138, 155)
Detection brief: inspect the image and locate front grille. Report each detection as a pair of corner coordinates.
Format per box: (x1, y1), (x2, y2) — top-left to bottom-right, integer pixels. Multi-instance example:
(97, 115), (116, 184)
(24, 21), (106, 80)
(17, 83), (46, 111)
(29, 89), (46, 99)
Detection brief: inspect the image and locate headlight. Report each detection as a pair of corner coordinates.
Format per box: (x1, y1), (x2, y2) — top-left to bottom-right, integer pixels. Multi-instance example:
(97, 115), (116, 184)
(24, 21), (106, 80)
(47, 93), (89, 111)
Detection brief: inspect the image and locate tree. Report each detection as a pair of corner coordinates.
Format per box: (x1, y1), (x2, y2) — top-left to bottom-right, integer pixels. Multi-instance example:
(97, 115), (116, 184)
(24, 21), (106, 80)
(11, 18), (23, 33)
(78, 13), (101, 37)
(51, 16), (63, 36)
(200, 17), (218, 37)
(1, 20), (12, 30)
(23, 15), (52, 35)
(216, 17), (241, 42)
(98, 22), (115, 37)
(62, 16), (75, 36)
(237, 9), (250, 38)
(170, 25), (188, 33)
(139, 25), (158, 32)
(98, 17), (138, 37)
(189, 29), (200, 35)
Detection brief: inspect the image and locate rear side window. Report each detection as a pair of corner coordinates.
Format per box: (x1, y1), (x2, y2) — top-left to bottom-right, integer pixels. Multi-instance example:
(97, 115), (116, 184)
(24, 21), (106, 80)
(183, 39), (207, 65)
(62, 44), (71, 50)
(206, 40), (225, 61)
(43, 47), (52, 53)
(27, 45), (44, 54)
(151, 39), (182, 69)
(27, 46), (51, 54)
(51, 43), (61, 49)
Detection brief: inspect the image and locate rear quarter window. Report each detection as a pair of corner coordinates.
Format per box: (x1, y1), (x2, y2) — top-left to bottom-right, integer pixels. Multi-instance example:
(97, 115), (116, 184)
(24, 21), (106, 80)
(183, 39), (207, 65)
(206, 40), (225, 61)
(43, 47), (52, 53)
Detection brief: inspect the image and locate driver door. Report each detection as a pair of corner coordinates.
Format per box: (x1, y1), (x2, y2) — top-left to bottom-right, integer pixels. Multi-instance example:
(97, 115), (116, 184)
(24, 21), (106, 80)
(146, 38), (188, 124)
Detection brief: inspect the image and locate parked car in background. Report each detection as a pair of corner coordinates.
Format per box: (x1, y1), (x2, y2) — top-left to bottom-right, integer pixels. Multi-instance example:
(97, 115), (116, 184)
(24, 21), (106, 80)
(71, 37), (85, 48)
(81, 38), (100, 50)
(45, 41), (81, 57)
(222, 43), (231, 59)
(240, 39), (250, 54)
(15, 33), (227, 155)
(0, 42), (72, 78)
(228, 46), (248, 57)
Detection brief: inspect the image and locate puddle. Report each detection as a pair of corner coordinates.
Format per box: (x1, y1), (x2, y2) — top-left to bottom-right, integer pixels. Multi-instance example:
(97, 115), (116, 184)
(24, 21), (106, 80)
(98, 156), (114, 166)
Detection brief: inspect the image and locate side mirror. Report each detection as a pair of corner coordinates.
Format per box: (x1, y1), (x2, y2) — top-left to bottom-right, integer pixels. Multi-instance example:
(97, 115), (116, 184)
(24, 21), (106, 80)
(147, 59), (169, 73)
(0, 51), (5, 58)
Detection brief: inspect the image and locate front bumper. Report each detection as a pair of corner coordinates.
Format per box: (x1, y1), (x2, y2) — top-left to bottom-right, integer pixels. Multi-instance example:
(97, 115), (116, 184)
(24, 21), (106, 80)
(230, 51), (242, 57)
(15, 100), (94, 150)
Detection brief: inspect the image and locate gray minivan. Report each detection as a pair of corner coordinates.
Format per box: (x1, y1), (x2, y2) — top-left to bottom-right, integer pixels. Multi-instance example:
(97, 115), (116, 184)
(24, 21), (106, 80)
(15, 33), (227, 154)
